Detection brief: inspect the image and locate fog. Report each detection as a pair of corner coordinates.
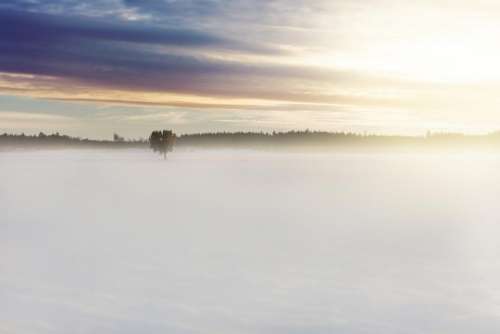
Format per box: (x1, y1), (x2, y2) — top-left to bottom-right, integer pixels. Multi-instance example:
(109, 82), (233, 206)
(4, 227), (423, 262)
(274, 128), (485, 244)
(2, 150), (500, 333)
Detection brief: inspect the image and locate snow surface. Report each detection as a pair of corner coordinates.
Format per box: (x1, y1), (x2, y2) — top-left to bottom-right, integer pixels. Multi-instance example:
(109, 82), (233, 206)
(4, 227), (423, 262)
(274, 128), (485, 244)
(2, 149), (500, 333)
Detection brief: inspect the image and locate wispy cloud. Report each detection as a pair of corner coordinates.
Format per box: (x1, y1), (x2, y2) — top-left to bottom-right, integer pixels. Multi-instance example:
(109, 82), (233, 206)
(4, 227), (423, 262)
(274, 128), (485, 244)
(0, 1), (406, 106)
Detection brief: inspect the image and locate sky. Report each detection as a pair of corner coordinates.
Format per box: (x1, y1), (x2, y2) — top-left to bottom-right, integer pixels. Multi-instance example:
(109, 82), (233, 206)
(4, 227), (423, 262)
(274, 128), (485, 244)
(2, 0), (500, 139)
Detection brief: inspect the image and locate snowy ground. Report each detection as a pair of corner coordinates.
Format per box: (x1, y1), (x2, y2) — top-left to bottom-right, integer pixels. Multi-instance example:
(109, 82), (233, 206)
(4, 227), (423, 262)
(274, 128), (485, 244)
(2, 149), (500, 334)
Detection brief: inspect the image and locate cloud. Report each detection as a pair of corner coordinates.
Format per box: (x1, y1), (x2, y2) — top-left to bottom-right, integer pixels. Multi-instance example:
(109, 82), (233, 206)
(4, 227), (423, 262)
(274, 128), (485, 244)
(0, 7), (335, 102)
(0, 1), (416, 112)
(0, 6), (407, 107)
(0, 9), (277, 53)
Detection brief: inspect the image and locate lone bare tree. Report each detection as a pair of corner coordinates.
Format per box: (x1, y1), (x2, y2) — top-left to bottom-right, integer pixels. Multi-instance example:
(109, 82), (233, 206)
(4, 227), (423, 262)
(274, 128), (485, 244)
(113, 133), (125, 142)
(149, 130), (176, 159)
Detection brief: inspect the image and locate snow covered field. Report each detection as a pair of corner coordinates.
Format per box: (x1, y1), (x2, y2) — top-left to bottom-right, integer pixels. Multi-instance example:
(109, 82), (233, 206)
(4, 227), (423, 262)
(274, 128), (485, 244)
(2, 149), (500, 333)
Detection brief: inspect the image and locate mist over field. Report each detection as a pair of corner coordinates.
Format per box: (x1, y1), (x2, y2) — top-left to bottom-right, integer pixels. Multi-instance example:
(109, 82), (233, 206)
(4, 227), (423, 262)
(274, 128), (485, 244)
(2, 150), (500, 333)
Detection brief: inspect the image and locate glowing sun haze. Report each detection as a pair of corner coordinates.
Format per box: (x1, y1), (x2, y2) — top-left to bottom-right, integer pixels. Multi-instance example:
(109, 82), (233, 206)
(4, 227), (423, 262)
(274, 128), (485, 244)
(1, 0), (500, 138)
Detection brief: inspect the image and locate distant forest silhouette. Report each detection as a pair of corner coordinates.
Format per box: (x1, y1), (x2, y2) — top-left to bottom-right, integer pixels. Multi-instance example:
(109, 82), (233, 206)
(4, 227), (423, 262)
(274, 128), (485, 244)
(3, 130), (500, 151)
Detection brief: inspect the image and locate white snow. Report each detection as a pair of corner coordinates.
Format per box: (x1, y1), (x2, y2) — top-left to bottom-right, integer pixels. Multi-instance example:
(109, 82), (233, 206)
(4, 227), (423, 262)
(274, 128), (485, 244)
(1, 149), (500, 333)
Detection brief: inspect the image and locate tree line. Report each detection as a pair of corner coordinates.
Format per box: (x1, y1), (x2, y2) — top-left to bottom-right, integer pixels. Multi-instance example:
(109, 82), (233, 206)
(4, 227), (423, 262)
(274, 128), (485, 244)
(0, 132), (146, 148)
(3, 130), (500, 152)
